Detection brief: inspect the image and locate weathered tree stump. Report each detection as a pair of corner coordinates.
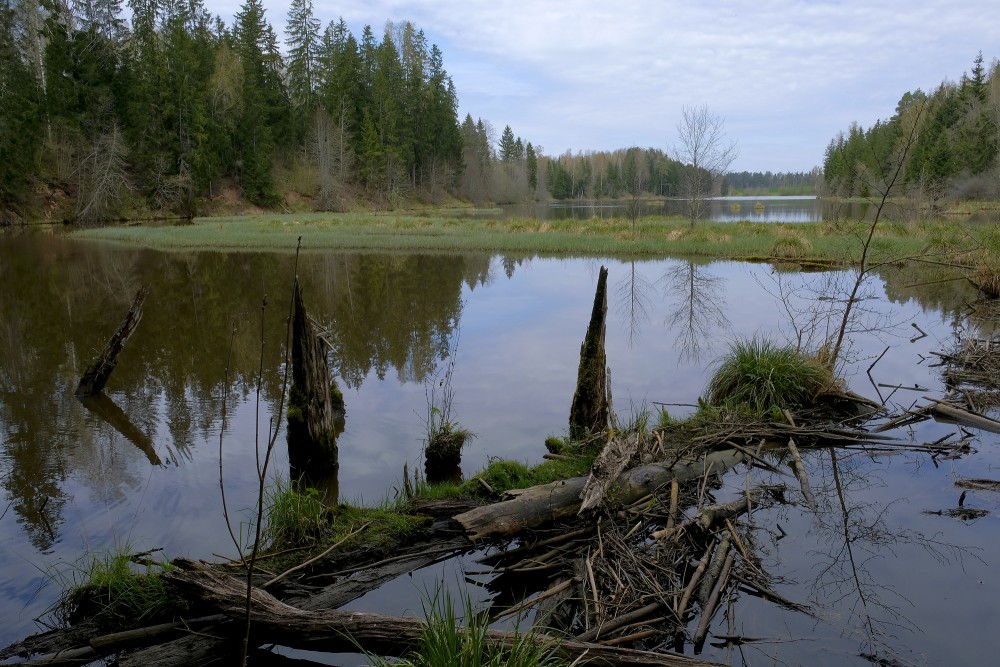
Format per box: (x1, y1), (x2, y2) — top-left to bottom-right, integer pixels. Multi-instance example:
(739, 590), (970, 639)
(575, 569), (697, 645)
(287, 278), (343, 499)
(569, 266), (609, 440)
(75, 287), (148, 397)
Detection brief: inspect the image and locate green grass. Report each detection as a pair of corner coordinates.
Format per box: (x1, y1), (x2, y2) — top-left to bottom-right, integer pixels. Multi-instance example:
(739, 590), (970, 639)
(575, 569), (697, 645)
(706, 337), (835, 417)
(70, 213), (955, 264)
(369, 588), (572, 667)
(56, 547), (180, 630)
(262, 478), (333, 549)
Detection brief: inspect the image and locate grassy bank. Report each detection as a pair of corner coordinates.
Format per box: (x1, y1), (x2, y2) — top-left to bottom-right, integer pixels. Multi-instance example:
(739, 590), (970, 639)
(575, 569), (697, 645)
(68, 212), (988, 264)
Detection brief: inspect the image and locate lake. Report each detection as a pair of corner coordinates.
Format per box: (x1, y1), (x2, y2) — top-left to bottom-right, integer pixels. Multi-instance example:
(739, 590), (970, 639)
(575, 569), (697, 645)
(484, 196), (875, 223)
(0, 231), (997, 665)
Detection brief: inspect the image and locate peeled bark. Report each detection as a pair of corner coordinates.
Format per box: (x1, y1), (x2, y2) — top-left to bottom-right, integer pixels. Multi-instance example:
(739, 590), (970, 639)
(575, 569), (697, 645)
(569, 266), (609, 439)
(455, 449), (745, 541)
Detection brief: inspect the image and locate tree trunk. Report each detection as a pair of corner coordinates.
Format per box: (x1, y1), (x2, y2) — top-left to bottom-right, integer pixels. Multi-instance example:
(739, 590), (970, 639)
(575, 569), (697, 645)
(163, 559), (722, 667)
(454, 449), (745, 541)
(569, 266), (609, 439)
(288, 278), (343, 496)
(76, 287), (148, 397)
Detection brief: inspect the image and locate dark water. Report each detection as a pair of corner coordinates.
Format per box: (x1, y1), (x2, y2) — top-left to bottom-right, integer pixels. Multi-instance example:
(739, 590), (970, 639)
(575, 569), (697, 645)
(1, 231), (997, 665)
(485, 196), (875, 223)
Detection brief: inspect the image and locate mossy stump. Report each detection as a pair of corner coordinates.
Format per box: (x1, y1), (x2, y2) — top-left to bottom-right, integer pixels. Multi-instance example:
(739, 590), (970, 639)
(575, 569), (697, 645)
(288, 278), (342, 500)
(569, 266), (609, 440)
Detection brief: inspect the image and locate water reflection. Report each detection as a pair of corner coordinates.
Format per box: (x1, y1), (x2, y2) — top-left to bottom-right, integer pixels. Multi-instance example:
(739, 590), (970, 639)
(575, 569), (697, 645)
(488, 197), (876, 223)
(0, 234), (996, 665)
(661, 260), (731, 363)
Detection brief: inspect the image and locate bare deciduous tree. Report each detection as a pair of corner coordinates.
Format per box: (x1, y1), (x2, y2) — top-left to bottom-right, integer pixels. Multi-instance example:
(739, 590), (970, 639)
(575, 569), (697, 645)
(308, 107), (352, 211)
(674, 105), (739, 227)
(75, 122), (130, 225)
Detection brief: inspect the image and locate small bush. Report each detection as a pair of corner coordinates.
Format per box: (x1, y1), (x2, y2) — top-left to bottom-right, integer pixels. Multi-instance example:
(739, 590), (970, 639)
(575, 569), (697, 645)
(707, 338), (834, 417)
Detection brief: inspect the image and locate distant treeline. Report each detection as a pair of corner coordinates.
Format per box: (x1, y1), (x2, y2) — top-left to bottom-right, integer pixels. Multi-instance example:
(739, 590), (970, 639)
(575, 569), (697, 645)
(723, 170), (821, 196)
(823, 53), (999, 201)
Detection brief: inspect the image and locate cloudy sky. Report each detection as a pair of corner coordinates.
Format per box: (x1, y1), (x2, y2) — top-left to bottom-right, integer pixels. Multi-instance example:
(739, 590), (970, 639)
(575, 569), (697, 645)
(213, 0), (999, 172)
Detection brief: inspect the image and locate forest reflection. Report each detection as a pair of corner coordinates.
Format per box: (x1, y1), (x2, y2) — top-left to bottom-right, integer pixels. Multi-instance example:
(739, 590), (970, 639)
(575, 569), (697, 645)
(0, 236), (489, 547)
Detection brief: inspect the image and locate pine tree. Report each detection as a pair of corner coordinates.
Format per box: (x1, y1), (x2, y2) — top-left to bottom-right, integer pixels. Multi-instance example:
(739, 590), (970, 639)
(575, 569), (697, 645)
(285, 0), (320, 115)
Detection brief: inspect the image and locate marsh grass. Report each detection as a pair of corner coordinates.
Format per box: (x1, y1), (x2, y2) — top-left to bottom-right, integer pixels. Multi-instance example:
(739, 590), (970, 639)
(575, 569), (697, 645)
(369, 588), (571, 667)
(706, 338), (834, 417)
(73, 214), (941, 262)
(54, 547), (180, 630)
(262, 478), (332, 549)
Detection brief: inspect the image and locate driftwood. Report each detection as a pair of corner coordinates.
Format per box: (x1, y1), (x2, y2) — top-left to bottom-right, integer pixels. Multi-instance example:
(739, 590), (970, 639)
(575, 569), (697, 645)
(163, 558), (722, 667)
(75, 286), (148, 396)
(455, 449), (745, 541)
(569, 265), (609, 439)
(924, 396), (1000, 435)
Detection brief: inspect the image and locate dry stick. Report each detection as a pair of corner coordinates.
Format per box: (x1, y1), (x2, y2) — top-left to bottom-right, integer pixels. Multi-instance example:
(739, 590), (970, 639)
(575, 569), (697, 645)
(676, 542), (715, 620)
(586, 550), (602, 620)
(477, 527), (593, 565)
(494, 577), (580, 621)
(697, 534), (731, 608)
(692, 550), (735, 646)
(723, 518), (757, 576)
(786, 437), (818, 512)
(577, 601), (665, 643)
(602, 629), (661, 646)
(263, 522), (369, 588)
(667, 479), (679, 531)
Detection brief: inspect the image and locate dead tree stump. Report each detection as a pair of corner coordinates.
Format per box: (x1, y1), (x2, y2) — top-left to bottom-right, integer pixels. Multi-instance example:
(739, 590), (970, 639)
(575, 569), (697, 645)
(569, 266), (609, 440)
(76, 287), (148, 397)
(287, 278), (343, 499)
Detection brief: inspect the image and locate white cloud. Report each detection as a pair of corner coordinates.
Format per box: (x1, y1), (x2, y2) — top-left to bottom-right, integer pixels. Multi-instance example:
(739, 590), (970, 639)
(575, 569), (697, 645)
(214, 0), (1000, 171)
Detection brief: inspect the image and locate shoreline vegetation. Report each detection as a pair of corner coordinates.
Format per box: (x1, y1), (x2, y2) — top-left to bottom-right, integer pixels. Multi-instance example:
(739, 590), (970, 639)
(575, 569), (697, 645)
(69, 210), (994, 267)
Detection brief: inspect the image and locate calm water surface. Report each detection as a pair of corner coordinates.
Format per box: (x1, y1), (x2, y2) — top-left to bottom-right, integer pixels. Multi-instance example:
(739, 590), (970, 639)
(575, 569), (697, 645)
(0, 231), (997, 665)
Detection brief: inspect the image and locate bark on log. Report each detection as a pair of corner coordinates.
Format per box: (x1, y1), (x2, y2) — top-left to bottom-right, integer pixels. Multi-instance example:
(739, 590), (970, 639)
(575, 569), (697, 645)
(288, 277), (342, 494)
(163, 559), (723, 667)
(579, 429), (642, 512)
(569, 266), (609, 439)
(75, 287), (148, 396)
(926, 397), (1000, 435)
(455, 449), (745, 541)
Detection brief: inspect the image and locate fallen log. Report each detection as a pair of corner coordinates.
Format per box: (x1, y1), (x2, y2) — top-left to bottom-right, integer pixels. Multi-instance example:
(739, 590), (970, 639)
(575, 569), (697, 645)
(455, 449), (745, 541)
(76, 286), (148, 396)
(163, 558), (723, 667)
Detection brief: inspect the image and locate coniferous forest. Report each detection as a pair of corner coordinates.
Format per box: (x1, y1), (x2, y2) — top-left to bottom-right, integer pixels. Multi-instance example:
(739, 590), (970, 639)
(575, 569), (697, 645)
(823, 53), (1000, 203)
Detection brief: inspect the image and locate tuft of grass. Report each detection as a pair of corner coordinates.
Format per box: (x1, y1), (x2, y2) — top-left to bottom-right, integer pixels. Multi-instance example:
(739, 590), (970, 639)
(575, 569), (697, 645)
(56, 548), (180, 630)
(369, 588), (572, 667)
(262, 478), (332, 550)
(706, 337), (834, 417)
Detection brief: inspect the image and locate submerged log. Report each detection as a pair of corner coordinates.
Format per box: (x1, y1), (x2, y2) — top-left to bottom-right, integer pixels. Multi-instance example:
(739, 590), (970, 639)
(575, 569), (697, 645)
(75, 287), (148, 396)
(455, 449), (745, 541)
(163, 559), (723, 667)
(288, 277), (343, 494)
(569, 266), (609, 439)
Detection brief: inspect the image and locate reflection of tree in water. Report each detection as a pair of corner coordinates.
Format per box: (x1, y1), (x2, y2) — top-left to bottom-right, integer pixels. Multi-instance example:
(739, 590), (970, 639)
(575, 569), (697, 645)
(0, 238), (488, 548)
(783, 447), (974, 662)
(615, 261), (654, 347)
(661, 260), (730, 363)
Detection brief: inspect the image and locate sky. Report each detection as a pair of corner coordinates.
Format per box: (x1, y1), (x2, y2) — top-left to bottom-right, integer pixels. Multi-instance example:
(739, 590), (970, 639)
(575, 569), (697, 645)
(211, 0), (1000, 173)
